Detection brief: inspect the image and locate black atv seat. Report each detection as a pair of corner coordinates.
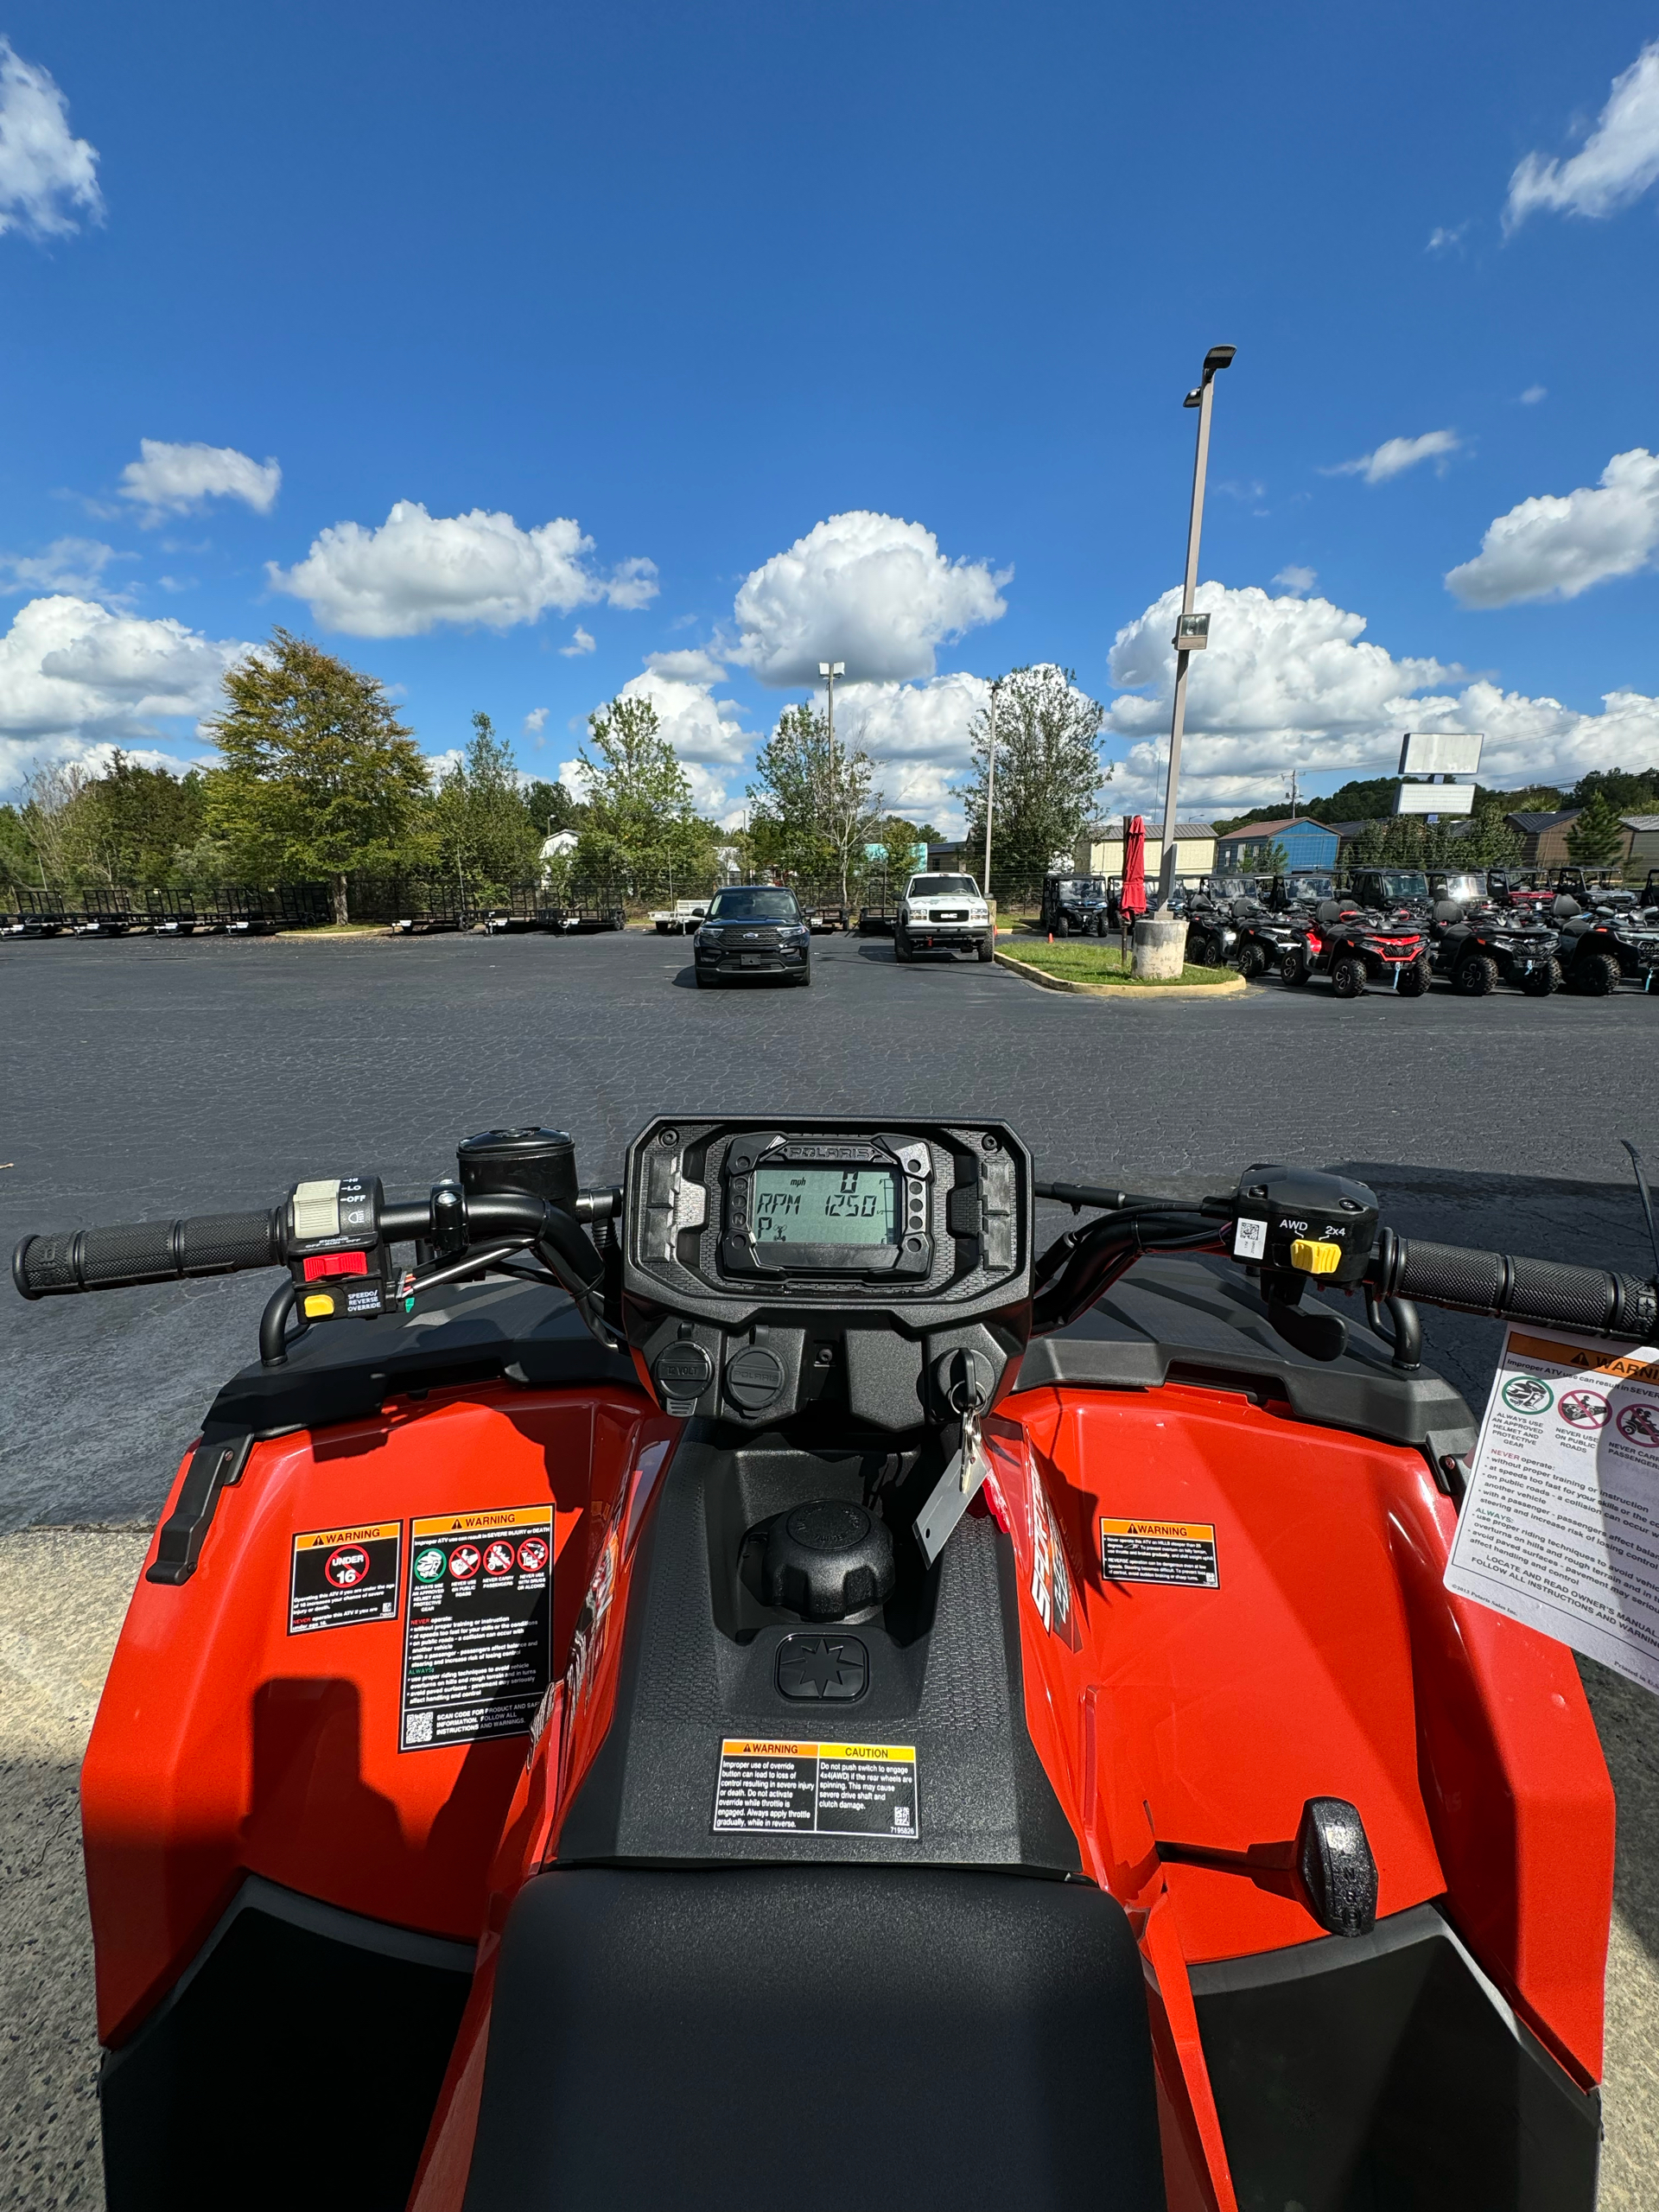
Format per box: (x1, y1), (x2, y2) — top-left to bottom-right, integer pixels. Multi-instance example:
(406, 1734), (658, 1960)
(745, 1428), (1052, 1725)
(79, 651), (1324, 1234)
(463, 1865), (1164, 2211)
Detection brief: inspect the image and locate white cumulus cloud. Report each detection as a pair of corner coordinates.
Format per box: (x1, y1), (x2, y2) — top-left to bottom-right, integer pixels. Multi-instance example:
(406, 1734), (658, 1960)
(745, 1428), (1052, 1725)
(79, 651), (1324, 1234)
(119, 439), (282, 521)
(1446, 448), (1659, 607)
(522, 707), (549, 739)
(1326, 430), (1462, 484)
(0, 38), (101, 241)
(1273, 564), (1318, 594)
(1102, 580), (1659, 815)
(0, 595), (252, 793)
(1505, 39), (1659, 230)
(559, 626), (596, 657)
(269, 502), (658, 638)
(731, 512), (1007, 685)
(0, 537), (132, 602)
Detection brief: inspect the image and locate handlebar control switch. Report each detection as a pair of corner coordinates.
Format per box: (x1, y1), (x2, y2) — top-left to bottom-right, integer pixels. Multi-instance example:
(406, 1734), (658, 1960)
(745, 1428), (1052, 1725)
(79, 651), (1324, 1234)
(283, 1175), (389, 1319)
(1231, 1166), (1377, 1288)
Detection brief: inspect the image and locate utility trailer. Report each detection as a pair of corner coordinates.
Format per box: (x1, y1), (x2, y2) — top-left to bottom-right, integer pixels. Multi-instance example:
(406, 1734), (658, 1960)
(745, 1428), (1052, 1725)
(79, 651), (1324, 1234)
(648, 899), (709, 934)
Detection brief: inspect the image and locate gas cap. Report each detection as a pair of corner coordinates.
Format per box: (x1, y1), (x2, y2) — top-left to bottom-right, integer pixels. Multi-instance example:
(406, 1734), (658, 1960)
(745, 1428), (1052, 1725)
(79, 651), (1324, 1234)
(762, 1501), (895, 1621)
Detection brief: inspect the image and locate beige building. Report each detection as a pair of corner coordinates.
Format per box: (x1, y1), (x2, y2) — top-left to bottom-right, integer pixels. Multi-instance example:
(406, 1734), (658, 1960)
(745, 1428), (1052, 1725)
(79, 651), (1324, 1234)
(1079, 817), (1217, 879)
(1620, 816), (1659, 874)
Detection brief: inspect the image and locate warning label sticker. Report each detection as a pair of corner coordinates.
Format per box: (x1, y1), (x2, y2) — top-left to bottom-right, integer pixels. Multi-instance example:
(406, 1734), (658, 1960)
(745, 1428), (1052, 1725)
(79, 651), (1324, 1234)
(399, 1506), (553, 1751)
(712, 1739), (918, 1839)
(288, 1521), (401, 1635)
(1100, 1517), (1220, 1588)
(1446, 1325), (1659, 1695)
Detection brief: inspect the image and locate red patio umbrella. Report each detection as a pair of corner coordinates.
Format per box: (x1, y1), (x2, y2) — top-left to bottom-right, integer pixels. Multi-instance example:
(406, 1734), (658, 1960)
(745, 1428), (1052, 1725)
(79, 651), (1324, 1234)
(1121, 816), (1147, 917)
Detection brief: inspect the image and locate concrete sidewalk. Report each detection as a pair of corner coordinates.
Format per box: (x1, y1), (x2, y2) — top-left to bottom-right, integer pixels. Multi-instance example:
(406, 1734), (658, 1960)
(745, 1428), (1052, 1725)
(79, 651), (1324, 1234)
(2, 1529), (1656, 2207)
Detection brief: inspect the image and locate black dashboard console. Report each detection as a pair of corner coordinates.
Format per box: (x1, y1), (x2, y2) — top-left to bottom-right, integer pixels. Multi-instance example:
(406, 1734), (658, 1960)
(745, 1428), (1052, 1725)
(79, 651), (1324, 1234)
(620, 1117), (1032, 1432)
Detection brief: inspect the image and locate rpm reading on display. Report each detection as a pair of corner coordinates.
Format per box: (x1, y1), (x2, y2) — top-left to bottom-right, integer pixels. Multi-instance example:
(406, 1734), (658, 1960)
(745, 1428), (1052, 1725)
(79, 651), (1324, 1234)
(751, 1166), (899, 1247)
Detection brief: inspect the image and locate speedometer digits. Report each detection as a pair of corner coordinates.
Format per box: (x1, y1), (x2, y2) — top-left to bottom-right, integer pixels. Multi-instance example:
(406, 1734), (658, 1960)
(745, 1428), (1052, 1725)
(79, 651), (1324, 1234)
(753, 1167), (898, 1248)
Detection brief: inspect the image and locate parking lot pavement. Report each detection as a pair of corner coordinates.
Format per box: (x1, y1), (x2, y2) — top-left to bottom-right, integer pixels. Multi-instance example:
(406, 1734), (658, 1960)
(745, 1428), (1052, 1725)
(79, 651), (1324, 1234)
(2, 925), (1657, 2202)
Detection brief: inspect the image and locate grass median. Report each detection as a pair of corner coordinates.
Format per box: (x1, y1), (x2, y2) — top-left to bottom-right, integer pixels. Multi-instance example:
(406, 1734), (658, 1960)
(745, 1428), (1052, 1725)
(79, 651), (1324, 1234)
(999, 938), (1236, 987)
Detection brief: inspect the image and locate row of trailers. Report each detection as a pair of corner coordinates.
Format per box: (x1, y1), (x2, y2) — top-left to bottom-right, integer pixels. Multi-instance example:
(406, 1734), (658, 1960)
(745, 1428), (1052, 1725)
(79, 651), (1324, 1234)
(392, 884), (626, 936)
(2, 885), (332, 939)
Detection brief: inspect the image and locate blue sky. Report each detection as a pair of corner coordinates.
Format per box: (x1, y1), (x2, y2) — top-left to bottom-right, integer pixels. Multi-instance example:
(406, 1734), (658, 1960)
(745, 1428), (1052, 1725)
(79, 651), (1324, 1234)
(3, 1), (1658, 830)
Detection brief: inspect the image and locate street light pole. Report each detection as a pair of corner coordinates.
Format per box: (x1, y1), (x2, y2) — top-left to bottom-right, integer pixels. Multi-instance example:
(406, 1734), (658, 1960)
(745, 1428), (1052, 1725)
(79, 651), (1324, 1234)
(982, 679), (999, 899)
(1154, 345), (1235, 911)
(818, 659), (846, 901)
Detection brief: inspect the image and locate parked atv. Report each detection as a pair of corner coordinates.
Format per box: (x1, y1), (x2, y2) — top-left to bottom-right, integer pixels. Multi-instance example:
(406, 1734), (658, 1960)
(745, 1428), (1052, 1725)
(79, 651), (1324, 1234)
(1184, 887), (1304, 979)
(1280, 898), (1431, 996)
(1552, 893), (1659, 995)
(1429, 899), (1561, 996)
(1039, 872), (1111, 936)
(15, 1120), (1649, 2212)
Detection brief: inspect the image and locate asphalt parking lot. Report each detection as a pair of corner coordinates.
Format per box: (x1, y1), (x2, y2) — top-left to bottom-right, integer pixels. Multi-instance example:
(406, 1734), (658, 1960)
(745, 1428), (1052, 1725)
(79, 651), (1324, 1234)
(2, 924), (1657, 2204)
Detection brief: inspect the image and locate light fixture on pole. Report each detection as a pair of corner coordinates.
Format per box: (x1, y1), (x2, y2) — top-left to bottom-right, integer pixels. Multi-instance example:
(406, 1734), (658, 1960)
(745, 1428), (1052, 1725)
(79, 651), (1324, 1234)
(1154, 343), (1234, 912)
(982, 678), (1000, 899)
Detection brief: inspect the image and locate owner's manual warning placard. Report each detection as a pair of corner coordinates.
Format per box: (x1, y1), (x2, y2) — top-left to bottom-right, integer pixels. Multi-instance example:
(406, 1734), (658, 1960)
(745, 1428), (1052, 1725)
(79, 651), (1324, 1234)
(400, 1506), (553, 1751)
(713, 1740), (918, 1839)
(1446, 1325), (1659, 1694)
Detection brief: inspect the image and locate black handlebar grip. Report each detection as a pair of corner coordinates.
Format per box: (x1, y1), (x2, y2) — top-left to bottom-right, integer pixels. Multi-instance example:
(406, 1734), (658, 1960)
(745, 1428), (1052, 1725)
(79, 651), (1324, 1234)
(13, 1209), (282, 1300)
(1369, 1233), (1658, 1342)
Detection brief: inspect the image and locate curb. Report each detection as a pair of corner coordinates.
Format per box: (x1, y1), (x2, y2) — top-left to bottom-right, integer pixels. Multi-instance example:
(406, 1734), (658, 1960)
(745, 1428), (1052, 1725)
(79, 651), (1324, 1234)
(993, 950), (1248, 1001)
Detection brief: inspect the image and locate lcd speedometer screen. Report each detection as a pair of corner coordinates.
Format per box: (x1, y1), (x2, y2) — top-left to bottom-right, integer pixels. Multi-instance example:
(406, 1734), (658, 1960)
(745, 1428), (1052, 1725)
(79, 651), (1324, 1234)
(751, 1166), (899, 1246)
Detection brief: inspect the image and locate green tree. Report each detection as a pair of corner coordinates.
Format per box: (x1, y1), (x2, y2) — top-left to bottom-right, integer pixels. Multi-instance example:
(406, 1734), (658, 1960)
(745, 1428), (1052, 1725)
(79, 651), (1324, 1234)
(957, 666), (1110, 887)
(1569, 766), (1659, 814)
(1566, 788), (1625, 868)
(1348, 813), (1521, 871)
(204, 631), (429, 921)
(575, 694), (715, 888)
(747, 702), (885, 903)
(79, 753), (207, 887)
(521, 778), (582, 838)
(874, 815), (939, 884)
(0, 799), (37, 886)
(430, 713), (542, 898)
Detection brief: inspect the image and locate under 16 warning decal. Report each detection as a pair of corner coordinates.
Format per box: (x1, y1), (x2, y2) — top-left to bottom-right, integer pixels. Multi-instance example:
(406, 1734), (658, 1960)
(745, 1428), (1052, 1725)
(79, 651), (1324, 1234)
(400, 1505), (553, 1751)
(289, 1522), (401, 1635)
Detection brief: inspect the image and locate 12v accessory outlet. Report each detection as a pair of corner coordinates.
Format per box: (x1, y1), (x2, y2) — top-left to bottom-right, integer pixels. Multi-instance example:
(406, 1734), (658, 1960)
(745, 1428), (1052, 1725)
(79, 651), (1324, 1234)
(763, 1501), (895, 1621)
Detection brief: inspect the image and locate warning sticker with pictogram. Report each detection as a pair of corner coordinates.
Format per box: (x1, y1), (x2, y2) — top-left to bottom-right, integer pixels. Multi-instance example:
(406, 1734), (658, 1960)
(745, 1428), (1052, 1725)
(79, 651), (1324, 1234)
(1100, 1518), (1220, 1589)
(400, 1506), (553, 1751)
(712, 1739), (918, 1839)
(289, 1522), (402, 1636)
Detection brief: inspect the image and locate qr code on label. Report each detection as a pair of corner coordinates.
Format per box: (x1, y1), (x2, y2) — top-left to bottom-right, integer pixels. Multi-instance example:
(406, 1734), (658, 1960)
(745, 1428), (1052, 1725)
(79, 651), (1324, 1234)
(405, 1711), (434, 1745)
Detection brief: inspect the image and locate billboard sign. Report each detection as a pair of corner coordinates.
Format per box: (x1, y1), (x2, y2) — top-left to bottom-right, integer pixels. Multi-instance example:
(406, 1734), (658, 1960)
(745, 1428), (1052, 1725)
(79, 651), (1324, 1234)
(1395, 781), (1475, 816)
(1399, 731), (1484, 776)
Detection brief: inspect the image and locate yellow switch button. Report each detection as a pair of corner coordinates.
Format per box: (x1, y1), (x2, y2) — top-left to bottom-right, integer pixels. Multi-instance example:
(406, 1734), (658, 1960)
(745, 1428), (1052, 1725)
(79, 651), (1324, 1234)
(1290, 1238), (1342, 1276)
(302, 1292), (336, 1318)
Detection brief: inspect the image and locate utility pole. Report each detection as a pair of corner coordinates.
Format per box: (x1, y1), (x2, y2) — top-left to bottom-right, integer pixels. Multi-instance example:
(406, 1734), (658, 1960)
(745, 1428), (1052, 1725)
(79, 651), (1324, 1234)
(818, 659), (846, 903)
(982, 679), (1000, 899)
(1287, 767), (1300, 822)
(1154, 346), (1236, 910)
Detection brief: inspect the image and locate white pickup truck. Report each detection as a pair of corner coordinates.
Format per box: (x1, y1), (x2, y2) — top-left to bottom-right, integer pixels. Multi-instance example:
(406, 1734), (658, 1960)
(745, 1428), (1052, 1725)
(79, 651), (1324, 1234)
(649, 899), (709, 934)
(894, 873), (995, 963)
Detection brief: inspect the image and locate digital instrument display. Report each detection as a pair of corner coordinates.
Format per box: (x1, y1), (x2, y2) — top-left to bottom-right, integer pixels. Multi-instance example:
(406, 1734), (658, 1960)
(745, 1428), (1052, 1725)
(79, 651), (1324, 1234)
(751, 1166), (899, 1247)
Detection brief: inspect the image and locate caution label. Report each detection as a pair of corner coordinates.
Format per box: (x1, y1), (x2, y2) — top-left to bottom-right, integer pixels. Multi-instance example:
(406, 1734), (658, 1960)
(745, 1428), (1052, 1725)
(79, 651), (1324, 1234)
(1101, 1517), (1219, 1588)
(288, 1521), (401, 1635)
(399, 1506), (553, 1751)
(712, 1738), (918, 1839)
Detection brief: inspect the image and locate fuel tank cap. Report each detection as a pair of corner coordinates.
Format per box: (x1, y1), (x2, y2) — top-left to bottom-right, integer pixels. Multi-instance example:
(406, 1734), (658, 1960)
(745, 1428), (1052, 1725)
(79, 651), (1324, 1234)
(762, 1500), (895, 1622)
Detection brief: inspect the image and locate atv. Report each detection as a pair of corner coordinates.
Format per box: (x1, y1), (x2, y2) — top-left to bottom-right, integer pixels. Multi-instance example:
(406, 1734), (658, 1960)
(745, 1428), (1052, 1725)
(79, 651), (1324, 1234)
(1552, 893), (1659, 995)
(1428, 899), (1561, 997)
(15, 1121), (1648, 2212)
(1279, 897), (1431, 996)
(1184, 885), (1304, 979)
(1039, 872), (1111, 937)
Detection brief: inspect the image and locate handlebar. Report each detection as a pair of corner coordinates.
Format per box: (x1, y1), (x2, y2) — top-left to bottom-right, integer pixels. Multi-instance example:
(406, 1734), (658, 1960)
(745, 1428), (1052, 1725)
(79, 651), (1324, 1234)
(12, 1188), (603, 1302)
(13, 1210), (283, 1298)
(14, 1161), (1657, 1353)
(1365, 1230), (1656, 1343)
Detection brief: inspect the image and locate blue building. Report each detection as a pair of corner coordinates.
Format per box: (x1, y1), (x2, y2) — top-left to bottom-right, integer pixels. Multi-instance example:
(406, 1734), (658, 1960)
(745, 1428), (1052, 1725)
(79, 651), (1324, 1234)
(1214, 816), (1340, 873)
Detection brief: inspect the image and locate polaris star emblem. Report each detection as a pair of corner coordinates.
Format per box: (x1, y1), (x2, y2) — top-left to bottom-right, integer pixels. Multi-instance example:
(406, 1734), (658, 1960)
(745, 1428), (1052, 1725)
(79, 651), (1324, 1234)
(775, 1633), (868, 1700)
